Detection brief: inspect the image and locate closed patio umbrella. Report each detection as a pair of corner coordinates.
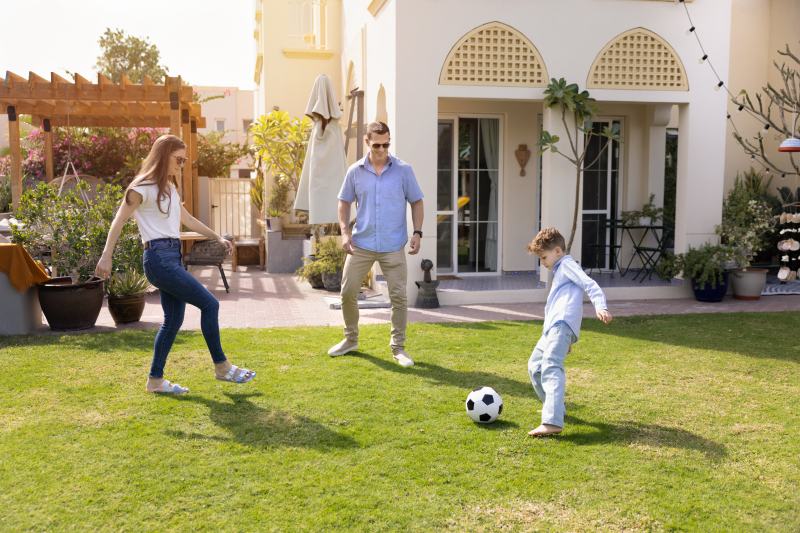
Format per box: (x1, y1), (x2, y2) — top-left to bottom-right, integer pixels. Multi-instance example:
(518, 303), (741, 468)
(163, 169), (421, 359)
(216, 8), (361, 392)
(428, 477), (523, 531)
(294, 74), (347, 224)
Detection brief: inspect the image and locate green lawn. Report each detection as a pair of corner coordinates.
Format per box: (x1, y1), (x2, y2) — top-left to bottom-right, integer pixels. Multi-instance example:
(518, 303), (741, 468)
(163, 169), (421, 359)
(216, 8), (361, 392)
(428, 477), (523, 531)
(1, 314), (799, 531)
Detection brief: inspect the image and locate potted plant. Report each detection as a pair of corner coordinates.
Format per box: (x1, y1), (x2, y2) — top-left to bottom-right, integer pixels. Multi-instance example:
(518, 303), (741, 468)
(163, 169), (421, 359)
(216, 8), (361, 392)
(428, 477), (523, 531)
(314, 237), (347, 291)
(267, 207), (284, 232)
(657, 244), (735, 302)
(296, 255), (326, 289)
(0, 175), (11, 221)
(106, 270), (150, 324)
(11, 180), (137, 330)
(716, 175), (775, 300)
(621, 194), (664, 226)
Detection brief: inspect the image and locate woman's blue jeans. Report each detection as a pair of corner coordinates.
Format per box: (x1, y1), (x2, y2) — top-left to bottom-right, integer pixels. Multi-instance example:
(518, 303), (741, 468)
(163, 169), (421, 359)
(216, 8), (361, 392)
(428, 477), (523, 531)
(527, 321), (577, 428)
(143, 238), (227, 378)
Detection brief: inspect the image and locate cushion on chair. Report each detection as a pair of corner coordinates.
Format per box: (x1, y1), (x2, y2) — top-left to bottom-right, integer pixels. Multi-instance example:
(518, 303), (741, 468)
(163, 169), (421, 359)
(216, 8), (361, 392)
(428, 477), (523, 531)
(184, 239), (227, 265)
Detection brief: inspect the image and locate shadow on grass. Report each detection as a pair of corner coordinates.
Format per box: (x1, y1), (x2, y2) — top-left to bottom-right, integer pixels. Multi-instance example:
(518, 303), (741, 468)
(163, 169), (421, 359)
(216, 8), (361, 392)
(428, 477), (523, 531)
(0, 329), (186, 353)
(164, 392), (357, 450)
(471, 419), (519, 430)
(562, 414), (726, 459)
(588, 313), (800, 364)
(349, 352), (533, 398)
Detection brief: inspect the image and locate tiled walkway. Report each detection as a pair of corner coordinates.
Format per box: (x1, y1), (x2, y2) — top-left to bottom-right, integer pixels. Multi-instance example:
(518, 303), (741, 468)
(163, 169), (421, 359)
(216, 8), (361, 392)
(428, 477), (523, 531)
(76, 265), (800, 333)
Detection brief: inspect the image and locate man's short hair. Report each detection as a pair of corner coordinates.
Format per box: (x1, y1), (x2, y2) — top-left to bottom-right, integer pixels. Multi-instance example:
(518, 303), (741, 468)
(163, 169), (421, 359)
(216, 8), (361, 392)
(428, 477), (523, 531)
(366, 121), (390, 140)
(527, 227), (566, 254)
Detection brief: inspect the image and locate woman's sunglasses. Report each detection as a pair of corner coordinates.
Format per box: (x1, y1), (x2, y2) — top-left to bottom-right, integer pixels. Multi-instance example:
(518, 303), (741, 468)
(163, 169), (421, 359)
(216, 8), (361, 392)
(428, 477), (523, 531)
(174, 156), (188, 166)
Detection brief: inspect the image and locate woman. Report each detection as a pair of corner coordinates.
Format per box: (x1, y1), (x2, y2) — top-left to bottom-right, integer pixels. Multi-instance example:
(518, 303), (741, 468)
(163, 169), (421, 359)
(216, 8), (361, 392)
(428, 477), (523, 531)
(96, 134), (255, 394)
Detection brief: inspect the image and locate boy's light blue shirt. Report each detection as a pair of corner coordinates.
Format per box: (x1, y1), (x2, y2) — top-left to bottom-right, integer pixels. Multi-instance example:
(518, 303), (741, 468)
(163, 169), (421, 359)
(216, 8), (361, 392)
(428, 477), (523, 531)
(542, 255), (608, 340)
(337, 154), (424, 253)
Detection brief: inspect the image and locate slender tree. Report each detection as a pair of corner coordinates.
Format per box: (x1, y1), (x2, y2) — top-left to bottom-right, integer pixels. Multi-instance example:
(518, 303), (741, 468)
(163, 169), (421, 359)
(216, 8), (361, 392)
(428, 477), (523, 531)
(539, 78), (619, 253)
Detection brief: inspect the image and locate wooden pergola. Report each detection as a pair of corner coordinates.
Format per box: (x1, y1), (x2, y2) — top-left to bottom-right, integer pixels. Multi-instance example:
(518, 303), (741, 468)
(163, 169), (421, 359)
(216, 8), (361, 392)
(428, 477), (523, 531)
(0, 71), (206, 214)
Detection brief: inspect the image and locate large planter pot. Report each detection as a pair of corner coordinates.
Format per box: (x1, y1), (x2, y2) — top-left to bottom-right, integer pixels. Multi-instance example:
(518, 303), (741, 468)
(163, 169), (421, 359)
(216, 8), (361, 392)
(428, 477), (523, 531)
(108, 293), (146, 324)
(731, 268), (768, 301)
(309, 272), (325, 289)
(267, 217), (283, 232)
(38, 276), (104, 330)
(322, 270), (342, 292)
(691, 272), (729, 303)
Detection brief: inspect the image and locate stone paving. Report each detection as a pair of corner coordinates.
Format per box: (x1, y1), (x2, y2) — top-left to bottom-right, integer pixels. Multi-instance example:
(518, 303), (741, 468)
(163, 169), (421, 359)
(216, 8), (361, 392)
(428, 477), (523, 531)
(79, 265), (800, 333)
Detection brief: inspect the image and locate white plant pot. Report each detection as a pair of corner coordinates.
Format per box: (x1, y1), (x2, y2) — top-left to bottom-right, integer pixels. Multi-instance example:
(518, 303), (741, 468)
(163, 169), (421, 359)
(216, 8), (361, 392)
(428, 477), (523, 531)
(731, 268), (767, 301)
(268, 217), (283, 232)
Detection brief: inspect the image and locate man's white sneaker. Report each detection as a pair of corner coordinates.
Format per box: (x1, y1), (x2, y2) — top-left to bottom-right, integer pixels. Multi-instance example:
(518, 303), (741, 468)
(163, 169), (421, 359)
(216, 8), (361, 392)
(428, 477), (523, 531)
(392, 350), (415, 368)
(328, 338), (359, 357)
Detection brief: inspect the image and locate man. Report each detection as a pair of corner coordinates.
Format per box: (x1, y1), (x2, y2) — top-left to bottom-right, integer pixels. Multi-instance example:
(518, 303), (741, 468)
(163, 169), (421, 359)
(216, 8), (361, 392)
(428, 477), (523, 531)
(327, 121), (424, 367)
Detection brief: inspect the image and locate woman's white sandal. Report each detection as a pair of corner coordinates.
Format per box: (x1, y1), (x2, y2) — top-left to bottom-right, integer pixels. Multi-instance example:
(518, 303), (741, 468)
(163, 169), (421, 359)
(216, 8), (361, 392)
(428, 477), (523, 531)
(216, 365), (256, 384)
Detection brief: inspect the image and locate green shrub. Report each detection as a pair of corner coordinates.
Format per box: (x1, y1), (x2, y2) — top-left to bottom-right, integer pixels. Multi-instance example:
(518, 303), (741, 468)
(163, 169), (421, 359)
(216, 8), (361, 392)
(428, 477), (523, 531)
(107, 270), (150, 297)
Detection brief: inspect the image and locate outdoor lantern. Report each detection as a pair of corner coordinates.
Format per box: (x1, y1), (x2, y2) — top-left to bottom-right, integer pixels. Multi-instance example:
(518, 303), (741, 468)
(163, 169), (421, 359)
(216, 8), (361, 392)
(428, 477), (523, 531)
(778, 137), (800, 152)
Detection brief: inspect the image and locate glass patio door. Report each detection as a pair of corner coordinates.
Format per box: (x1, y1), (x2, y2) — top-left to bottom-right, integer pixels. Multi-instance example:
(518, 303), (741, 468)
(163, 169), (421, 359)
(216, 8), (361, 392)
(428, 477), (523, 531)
(581, 119), (621, 270)
(436, 117), (500, 274)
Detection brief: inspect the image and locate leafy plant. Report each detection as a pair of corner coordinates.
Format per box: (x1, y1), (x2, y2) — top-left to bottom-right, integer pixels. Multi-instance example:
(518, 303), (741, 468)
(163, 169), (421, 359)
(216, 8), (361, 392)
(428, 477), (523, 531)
(268, 174), (292, 216)
(0, 175), (11, 212)
(250, 111), (312, 213)
(313, 237), (347, 275)
(295, 255), (326, 282)
(250, 156), (265, 215)
(539, 78), (619, 252)
(621, 194), (664, 226)
(716, 173), (776, 268)
(106, 270), (150, 297)
(657, 243), (734, 290)
(196, 131), (249, 178)
(11, 181), (141, 283)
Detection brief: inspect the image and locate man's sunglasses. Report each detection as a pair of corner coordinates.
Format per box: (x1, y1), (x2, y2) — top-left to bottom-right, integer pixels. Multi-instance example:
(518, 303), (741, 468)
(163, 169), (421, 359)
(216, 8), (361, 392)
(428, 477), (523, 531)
(369, 142), (390, 150)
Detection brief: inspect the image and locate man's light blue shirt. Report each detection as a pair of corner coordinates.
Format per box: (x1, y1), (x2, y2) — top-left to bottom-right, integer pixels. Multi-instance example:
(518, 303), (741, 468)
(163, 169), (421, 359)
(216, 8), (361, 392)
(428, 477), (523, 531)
(542, 255), (608, 340)
(337, 154), (424, 253)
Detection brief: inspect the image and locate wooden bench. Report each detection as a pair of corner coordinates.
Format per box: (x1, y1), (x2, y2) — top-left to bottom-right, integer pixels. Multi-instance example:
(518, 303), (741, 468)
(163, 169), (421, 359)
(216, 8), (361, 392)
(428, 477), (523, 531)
(232, 237), (265, 272)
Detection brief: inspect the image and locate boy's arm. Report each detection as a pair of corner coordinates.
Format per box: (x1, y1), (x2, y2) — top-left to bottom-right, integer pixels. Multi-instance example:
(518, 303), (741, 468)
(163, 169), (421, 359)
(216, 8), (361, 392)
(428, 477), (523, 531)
(561, 259), (612, 323)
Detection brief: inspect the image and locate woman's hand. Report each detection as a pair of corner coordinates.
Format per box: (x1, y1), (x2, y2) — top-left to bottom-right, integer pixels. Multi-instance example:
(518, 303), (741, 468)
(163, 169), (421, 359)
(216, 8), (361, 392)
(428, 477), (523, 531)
(95, 254), (112, 279)
(219, 237), (234, 255)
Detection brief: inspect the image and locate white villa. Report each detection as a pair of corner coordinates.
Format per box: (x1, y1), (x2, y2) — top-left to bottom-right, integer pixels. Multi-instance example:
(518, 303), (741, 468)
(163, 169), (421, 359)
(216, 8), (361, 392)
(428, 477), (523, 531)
(253, 0), (800, 304)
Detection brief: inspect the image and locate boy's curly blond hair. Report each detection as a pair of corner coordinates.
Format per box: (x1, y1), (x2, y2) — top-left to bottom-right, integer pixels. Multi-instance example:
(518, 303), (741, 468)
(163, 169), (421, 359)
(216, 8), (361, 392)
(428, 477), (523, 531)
(527, 227), (566, 254)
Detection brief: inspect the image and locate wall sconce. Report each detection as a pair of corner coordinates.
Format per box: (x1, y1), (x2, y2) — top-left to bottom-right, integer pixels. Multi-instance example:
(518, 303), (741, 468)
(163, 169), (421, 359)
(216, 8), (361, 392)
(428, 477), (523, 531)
(515, 144), (531, 176)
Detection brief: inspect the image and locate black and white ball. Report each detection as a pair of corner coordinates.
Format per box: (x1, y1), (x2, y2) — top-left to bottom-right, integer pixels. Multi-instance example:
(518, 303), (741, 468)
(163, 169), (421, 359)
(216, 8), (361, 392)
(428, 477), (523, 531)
(465, 387), (503, 423)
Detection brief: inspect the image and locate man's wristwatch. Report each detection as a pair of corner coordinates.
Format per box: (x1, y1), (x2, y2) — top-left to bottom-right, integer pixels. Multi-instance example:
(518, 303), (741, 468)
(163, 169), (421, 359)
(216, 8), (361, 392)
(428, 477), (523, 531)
(413, 230), (423, 238)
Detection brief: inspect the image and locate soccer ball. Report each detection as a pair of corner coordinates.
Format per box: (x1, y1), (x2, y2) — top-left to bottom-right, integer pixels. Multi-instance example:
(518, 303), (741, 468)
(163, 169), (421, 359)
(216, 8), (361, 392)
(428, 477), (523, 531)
(465, 387), (503, 424)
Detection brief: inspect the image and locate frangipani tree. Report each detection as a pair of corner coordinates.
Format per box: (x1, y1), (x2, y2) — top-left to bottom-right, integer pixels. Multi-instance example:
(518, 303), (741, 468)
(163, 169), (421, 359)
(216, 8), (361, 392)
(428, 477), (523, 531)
(539, 78), (619, 253)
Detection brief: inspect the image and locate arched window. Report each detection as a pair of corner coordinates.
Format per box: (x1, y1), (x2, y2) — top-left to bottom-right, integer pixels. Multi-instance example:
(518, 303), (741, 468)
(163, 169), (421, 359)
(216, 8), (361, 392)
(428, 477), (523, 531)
(587, 28), (688, 90)
(439, 22), (547, 87)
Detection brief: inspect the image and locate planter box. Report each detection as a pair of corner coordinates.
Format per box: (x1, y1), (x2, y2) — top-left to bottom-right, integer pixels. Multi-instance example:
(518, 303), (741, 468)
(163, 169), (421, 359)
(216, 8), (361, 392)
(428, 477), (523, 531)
(0, 272), (42, 335)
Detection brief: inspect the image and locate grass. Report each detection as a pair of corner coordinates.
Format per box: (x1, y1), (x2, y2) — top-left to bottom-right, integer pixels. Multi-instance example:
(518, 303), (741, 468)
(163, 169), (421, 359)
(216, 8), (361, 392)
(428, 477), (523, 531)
(1, 313), (799, 531)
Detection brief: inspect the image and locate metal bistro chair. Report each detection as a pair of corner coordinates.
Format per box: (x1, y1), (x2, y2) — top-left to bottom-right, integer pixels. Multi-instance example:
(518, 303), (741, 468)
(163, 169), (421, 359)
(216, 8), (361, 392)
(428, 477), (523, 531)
(182, 239), (230, 293)
(632, 227), (673, 282)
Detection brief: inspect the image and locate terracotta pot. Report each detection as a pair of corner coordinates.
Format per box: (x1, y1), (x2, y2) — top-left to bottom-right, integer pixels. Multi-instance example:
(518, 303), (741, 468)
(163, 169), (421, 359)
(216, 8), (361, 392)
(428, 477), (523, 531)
(38, 276), (104, 330)
(731, 268), (767, 301)
(108, 293), (146, 324)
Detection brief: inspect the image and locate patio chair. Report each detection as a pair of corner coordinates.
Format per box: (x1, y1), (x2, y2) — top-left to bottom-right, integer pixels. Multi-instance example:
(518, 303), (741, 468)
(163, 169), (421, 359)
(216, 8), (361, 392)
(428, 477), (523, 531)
(182, 239), (230, 293)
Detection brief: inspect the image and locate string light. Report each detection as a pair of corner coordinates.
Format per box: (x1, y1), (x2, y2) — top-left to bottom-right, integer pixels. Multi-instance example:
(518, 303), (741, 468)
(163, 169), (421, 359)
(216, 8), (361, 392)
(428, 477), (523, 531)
(678, 0), (797, 176)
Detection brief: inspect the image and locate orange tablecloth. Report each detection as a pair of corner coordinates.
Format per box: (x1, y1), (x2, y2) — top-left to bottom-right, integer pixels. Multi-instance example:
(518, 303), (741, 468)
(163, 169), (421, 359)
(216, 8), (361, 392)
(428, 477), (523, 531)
(0, 243), (50, 292)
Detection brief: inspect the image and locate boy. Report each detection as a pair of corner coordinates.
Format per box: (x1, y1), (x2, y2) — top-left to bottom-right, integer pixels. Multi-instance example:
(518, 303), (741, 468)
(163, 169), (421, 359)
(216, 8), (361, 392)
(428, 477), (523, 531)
(526, 227), (612, 437)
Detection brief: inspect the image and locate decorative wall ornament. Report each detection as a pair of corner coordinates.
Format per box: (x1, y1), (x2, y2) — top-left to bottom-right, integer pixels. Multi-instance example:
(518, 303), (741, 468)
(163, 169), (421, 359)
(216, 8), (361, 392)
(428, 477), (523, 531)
(439, 21), (548, 87)
(587, 27), (688, 91)
(515, 144), (531, 176)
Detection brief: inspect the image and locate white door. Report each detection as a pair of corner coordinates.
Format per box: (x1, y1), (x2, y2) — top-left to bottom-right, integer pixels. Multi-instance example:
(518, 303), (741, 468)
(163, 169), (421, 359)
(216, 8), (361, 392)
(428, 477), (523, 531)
(209, 178), (254, 238)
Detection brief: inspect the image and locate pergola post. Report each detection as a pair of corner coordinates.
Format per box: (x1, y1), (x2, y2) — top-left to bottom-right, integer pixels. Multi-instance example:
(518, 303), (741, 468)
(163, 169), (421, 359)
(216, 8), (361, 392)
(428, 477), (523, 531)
(7, 105), (22, 209)
(181, 108), (193, 214)
(190, 120), (199, 216)
(168, 76), (181, 137)
(43, 118), (54, 181)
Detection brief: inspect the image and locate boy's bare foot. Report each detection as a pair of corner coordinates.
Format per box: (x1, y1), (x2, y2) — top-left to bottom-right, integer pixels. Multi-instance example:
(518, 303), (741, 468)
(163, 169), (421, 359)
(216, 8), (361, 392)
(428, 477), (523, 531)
(528, 424), (562, 437)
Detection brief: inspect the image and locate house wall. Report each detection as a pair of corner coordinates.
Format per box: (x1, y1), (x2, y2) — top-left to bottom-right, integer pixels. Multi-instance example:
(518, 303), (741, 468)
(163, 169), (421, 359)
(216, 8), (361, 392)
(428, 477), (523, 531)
(255, 0), (343, 119)
(391, 0), (731, 287)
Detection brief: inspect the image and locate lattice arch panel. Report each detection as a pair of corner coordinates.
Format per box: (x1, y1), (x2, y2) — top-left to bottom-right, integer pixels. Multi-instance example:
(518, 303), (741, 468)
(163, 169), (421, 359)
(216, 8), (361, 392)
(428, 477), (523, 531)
(587, 28), (688, 91)
(439, 22), (548, 87)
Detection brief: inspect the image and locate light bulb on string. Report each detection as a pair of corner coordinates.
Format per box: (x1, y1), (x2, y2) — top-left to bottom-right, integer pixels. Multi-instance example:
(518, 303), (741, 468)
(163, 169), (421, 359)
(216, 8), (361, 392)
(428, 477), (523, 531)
(687, 26), (696, 35)
(715, 80), (724, 90)
(698, 54), (708, 63)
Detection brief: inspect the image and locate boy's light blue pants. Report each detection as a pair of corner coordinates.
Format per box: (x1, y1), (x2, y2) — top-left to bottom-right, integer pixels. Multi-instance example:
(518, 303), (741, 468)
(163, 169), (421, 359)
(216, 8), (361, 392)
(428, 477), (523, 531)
(527, 321), (577, 428)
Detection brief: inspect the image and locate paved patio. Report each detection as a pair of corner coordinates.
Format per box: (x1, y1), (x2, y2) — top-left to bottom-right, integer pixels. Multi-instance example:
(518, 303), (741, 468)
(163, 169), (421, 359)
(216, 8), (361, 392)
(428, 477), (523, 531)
(76, 265), (800, 333)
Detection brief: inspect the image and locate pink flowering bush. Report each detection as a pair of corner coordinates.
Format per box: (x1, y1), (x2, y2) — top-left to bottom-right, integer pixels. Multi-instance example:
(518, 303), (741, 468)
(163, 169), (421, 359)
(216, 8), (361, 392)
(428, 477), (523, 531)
(0, 127), (164, 185)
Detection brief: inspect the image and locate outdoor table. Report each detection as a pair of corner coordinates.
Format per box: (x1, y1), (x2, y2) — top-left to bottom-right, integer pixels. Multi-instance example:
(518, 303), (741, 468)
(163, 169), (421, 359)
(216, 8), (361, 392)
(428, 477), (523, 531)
(609, 221), (667, 281)
(0, 243), (49, 334)
(179, 231), (207, 256)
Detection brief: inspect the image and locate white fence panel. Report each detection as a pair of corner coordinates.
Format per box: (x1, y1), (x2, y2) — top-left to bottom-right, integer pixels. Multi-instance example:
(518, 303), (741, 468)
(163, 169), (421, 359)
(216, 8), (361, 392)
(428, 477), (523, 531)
(209, 178), (254, 238)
